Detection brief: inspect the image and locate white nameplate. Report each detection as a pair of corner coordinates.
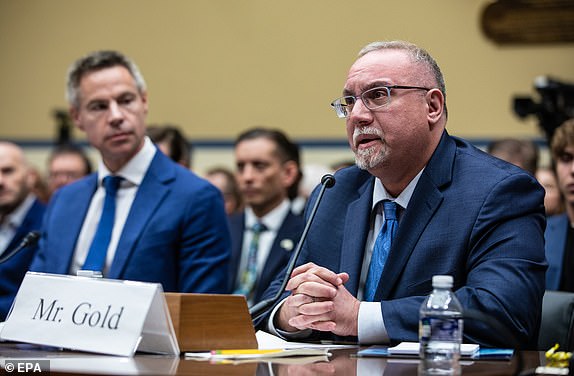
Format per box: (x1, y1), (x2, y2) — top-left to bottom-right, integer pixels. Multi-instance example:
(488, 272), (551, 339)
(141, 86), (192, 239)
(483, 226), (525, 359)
(0, 272), (180, 357)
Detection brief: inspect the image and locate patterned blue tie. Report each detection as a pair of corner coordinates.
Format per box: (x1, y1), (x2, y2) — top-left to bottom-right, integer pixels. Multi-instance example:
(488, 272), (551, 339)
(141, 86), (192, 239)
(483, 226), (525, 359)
(82, 175), (123, 271)
(235, 222), (267, 298)
(364, 200), (398, 301)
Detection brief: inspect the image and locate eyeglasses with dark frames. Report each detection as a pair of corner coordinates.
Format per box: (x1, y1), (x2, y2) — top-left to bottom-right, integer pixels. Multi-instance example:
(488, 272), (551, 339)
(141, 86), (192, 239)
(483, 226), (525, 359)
(330, 85), (432, 118)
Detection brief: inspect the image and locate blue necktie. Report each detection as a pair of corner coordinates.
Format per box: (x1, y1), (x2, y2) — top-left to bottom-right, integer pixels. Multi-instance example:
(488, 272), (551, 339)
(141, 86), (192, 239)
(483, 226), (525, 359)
(235, 222), (267, 298)
(82, 175), (122, 271)
(364, 200), (398, 301)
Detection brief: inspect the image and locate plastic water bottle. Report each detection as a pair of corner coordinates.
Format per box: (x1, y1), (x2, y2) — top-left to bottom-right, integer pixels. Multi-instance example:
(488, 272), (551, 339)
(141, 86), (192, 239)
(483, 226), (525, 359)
(419, 275), (463, 375)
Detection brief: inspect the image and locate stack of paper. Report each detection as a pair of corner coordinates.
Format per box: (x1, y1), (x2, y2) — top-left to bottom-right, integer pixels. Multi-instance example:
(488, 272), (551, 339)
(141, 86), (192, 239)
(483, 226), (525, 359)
(358, 342), (480, 358)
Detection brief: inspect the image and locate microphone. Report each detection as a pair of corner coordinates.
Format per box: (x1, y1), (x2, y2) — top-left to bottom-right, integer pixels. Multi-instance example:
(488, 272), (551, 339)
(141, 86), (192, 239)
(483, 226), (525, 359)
(0, 231), (41, 264)
(249, 173), (336, 321)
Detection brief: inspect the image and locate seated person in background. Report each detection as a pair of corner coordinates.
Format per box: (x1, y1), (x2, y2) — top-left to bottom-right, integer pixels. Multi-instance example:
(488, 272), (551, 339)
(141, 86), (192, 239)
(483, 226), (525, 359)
(0, 142), (45, 320)
(28, 166), (51, 204)
(545, 118), (574, 292)
(230, 127), (305, 306)
(205, 166), (243, 215)
(46, 143), (93, 198)
(147, 124), (192, 169)
(259, 40), (546, 349)
(487, 137), (539, 175)
(30, 50), (230, 294)
(536, 166), (565, 217)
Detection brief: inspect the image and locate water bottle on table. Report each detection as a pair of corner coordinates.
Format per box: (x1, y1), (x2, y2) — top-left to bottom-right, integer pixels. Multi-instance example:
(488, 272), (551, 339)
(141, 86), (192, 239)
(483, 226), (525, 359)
(419, 275), (463, 375)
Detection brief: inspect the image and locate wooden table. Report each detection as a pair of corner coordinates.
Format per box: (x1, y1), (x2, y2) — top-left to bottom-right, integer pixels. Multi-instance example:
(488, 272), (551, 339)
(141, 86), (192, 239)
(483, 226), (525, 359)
(0, 342), (548, 375)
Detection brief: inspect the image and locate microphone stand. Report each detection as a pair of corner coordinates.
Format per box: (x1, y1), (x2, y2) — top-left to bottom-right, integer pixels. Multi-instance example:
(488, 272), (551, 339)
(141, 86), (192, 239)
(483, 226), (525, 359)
(249, 174), (335, 322)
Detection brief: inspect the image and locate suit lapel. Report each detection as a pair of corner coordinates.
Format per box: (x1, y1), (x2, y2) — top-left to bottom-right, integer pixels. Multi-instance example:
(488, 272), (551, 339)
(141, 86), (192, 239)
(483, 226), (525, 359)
(52, 176), (97, 273)
(108, 154), (174, 278)
(341, 177), (374, 296)
(377, 132), (455, 300)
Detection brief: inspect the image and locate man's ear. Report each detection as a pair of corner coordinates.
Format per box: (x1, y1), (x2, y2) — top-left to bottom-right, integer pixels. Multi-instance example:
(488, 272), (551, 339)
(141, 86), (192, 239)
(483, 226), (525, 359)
(141, 91), (149, 116)
(282, 160), (300, 188)
(426, 88), (444, 126)
(69, 106), (84, 131)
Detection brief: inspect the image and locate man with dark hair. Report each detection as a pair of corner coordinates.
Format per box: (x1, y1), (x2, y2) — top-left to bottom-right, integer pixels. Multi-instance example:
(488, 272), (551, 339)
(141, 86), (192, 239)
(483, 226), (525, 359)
(0, 142), (45, 320)
(260, 40), (546, 349)
(29, 50), (230, 294)
(46, 144), (93, 197)
(229, 127), (304, 306)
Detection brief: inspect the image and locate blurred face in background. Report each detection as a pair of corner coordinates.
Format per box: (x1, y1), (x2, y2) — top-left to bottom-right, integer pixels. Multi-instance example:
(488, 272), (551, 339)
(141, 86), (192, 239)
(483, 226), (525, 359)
(235, 137), (297, 218)
(48, 153), (90, 194)
(0, 143), (31, 216)
(555, 145), (574, 211)
(535, 167), (564, 216)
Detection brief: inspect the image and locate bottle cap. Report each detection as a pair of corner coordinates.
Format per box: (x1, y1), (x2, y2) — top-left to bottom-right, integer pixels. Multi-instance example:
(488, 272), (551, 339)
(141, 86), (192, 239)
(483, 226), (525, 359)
(432, 275), (453, 288)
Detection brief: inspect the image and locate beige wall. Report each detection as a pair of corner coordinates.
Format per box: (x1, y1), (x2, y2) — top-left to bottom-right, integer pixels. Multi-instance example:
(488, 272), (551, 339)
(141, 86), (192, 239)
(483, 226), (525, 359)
(1, 0), (573, 174)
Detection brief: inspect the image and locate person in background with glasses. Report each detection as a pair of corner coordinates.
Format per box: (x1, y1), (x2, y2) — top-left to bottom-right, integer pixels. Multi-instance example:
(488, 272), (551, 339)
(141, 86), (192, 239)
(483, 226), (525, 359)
(46, 144), (93, 199)
(258, 40), (546, 349)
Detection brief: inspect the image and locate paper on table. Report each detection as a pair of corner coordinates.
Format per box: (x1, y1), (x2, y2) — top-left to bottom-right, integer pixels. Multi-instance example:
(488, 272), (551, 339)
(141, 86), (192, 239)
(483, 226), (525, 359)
(256, 330), (357, 350)
(358, 342), (480, 358)
(185, 348), (330, 360)
(389, 342), (479, 357)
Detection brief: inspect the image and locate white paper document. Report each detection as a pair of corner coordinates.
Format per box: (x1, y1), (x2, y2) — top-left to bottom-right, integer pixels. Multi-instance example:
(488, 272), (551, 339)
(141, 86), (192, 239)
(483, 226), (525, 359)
(389, 342), (479, 357)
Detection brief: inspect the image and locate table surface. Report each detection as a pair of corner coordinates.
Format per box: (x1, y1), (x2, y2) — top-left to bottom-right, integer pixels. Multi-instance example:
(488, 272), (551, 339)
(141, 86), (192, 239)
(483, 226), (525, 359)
(0, 342), (548, 376)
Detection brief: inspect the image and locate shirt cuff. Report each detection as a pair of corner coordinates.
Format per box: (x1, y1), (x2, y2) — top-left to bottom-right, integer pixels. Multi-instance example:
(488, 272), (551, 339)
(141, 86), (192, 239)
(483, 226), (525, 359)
(267, 298), (313, 340)
(358, 301), (390, 344)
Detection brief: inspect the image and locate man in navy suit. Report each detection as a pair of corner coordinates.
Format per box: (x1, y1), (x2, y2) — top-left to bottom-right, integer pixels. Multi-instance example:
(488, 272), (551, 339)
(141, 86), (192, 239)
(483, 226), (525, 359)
(29, 50), (230, 294)
(261, 41), (546, 349)
(545, 119), (574, 292)
(229, 127), (304, 306)
(0, 142), (45, 320)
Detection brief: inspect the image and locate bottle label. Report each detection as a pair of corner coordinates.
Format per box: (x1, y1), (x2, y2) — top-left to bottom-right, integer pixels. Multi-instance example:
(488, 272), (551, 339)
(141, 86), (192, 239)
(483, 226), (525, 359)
(420, 317), (461, 342)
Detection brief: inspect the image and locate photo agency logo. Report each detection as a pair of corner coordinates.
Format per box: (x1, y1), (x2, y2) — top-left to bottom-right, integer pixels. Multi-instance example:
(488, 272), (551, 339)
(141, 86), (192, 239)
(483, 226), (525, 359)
(1, 359), (50, 374)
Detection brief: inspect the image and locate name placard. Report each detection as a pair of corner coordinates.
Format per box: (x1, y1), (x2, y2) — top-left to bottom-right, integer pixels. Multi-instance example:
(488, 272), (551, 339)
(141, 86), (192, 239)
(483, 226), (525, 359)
(0, 272), (179, 357)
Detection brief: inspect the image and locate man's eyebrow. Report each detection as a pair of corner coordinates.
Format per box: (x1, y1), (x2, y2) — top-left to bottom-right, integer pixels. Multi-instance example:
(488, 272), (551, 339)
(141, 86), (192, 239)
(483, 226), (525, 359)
(342, 80), (392, 96)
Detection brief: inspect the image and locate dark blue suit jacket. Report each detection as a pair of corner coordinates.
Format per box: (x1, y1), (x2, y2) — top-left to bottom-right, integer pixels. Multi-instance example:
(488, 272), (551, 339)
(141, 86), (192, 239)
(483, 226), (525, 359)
(545, 213), (568, 290)
(228, 210), (304, 303)
(30, 151), (231, 293)
(261, 132), (547, 349)
(0, 199), (45, 320)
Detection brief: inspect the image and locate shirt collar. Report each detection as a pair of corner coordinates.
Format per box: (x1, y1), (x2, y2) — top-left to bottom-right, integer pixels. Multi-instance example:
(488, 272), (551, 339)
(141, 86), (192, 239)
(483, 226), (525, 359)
(96, 136), (157, 186)
(372, 168), (425, 211)
(245, 199), (292, 232)
(1, 194), (36, 228)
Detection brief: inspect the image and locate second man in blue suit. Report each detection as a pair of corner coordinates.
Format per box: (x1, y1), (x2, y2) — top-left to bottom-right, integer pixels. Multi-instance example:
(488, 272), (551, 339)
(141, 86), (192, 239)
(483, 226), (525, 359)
(30, 50), (230, 293)
(229, 127), (304, 306)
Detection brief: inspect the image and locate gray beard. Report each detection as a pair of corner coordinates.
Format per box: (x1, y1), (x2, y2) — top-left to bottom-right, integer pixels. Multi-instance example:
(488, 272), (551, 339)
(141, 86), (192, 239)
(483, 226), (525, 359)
(354, 146), (385, 170)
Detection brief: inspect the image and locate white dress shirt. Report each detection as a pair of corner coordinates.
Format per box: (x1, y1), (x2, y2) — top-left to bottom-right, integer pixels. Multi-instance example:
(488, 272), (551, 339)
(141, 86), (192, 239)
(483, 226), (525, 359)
(357, 169), (422, 344)
(237, 199), (292, 286)
(70, 137), (156, 276)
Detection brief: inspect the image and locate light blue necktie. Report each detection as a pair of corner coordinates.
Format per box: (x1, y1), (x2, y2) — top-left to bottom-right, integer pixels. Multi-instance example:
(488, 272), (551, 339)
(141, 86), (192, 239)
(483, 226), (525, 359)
(234, 222), (267, 298)
(364, 200), (399, 301)
(82, 175), (122, 271)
